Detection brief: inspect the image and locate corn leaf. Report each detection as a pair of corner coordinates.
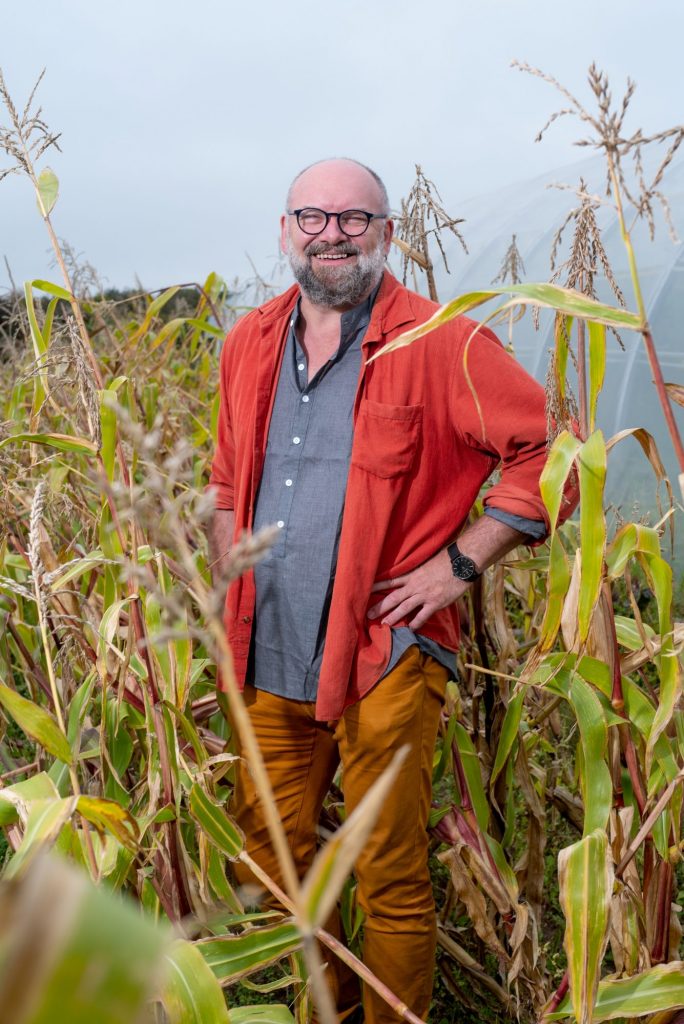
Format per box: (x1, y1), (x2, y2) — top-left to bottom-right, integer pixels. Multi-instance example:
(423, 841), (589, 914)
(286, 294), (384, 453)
(4, 797), (78, 879)
(453, 723), (490, 831)
(587, 322), (606, 433)
(546, 960), (684, 1022)
(558, 829), (613, 1024)
(76, 796), (139, 850)
(489, 687), (525, 791)
(568, 676), (611, 834)
(538, 532), (571, 652)
(230, 1007), (296, 1024)
(197, 922), (301, 984)
(0, 772), (60, 826)
(162, 940), (230, 1023)
(540, 432), (582, 535)
(0, 432), (98, 454)
(0, 682), (72, 764)
(188, 783), (244, 860)
(577, 431), (606, 642)
(35, 167), (59, 217)
(371, 283), (641, 362)
(0, 853), (170, 1024)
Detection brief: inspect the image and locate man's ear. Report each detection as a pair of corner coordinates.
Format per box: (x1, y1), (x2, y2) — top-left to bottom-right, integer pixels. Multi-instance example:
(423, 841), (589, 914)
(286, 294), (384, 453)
(384, 218), (394, 256)
(279, 214), (288, 255)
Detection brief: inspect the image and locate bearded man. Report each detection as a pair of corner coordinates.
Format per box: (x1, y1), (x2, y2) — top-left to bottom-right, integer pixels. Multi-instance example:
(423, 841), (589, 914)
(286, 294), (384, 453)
(208, 158), (567, 1023)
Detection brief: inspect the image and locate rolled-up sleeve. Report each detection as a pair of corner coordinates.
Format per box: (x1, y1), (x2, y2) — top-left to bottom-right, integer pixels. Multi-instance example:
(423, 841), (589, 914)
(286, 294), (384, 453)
(453, 323), (578, 532)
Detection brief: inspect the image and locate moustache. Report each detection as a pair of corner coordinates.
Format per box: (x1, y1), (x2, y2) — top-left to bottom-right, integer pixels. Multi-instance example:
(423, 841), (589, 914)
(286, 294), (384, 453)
(304, 242), (361, 258)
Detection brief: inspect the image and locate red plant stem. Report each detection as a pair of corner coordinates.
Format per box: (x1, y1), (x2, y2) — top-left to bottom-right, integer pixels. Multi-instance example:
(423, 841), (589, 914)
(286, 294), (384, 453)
(651, 859), (674, 964)
(603, 582), (648, 816)
(545, 971), (569, 1016)
(641, 328), (684, 474)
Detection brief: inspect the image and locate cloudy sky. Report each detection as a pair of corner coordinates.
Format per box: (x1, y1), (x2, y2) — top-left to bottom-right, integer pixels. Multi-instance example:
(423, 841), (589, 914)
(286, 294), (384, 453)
(2, 0), (683, 293)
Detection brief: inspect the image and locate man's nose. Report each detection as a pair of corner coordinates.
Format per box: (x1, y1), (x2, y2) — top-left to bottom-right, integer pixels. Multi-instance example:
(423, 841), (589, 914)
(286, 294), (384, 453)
(317, 215), (347, 244)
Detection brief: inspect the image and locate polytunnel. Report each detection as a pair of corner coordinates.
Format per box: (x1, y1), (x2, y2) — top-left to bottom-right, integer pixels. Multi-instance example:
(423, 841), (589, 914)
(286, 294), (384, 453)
(423, 153), (684, 563)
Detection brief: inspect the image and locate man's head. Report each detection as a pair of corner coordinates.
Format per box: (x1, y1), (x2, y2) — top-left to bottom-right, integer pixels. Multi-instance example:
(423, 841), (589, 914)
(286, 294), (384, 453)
(281, 158), (393, 309)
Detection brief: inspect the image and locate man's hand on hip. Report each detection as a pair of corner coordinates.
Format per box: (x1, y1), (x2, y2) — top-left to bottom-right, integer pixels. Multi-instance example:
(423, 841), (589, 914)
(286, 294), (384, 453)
(368, 548), (467, 631)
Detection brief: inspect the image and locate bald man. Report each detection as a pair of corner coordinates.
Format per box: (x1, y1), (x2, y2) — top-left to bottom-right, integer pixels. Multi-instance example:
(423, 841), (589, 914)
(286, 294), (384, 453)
(208, 158), (558, 1023)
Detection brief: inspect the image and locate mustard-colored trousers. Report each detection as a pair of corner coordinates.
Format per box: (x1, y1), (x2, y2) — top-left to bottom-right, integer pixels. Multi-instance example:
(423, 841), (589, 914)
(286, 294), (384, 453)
(230, 646), (448, 1024)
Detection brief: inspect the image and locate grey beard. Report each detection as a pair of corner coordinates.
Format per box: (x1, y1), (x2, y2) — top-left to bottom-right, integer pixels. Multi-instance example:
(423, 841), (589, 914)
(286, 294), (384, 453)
(287, 237), (386, 308)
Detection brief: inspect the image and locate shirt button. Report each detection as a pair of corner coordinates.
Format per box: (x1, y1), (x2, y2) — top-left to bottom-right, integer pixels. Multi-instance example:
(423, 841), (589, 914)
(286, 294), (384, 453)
(293, 436), (301, 444)
(277, 520), (285, 528)
(285, 479), (293, 487)
(302, 394), (309, 403)
(298, 363), (305, 371)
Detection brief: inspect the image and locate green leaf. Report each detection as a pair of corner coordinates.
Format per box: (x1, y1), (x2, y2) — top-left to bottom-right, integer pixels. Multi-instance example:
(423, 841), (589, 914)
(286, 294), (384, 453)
(546, 961), (684, 1021)
(35, 168), (59, 216)
(490, 687), (525, 790)
(188, 783), (244, 860)
(577, 431), (606, 642)
(0, 432), (98, 454)
(76, 796), (139, 850)
(453, 723), (489, 831)
(0, 772), (60, 826)
(161, 940), (230, 1023)
(30, 279), (74, 302)
(568, 676), (611, 834)
(229, 1007), (296, 1024)
(5, 797), (78, 878)
(197, 922), (301, 984)
(0, 682), (72, 764)
(538, 532), (571, 652)
(0, 852), (170, 1023)
(558, 829), (613, 1024)
(540, 431), (582, 535)
(587, 321), (606, 433)
(371, 282), (641, 362)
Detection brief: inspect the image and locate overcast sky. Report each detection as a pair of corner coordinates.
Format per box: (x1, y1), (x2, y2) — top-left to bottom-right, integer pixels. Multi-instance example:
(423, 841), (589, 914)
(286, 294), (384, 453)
(2, 0), (683, 293)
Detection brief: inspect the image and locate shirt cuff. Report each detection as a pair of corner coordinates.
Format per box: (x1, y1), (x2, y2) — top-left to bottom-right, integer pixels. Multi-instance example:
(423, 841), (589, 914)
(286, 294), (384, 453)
(484, 506), (547, 541)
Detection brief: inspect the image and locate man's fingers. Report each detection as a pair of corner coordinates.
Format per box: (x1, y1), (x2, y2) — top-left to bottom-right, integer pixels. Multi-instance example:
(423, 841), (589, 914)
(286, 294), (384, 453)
(381, 597), (423, 627)
(408, 606), (433, 631)
(371, 576), (406, 593)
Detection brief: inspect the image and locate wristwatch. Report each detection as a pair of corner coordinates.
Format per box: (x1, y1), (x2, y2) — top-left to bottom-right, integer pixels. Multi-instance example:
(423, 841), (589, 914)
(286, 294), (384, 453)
(447, 541), (481, 582)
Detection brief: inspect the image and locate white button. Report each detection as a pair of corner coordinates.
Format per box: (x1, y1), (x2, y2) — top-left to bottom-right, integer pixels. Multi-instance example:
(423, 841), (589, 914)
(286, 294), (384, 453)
(277, 520), (285, 528)
(285, 479), (293, 487)
(290, 319), (294, 327)
(298, 363), (305, 371)
(293, 436), (301, 444)
(302, 395), (309, 403)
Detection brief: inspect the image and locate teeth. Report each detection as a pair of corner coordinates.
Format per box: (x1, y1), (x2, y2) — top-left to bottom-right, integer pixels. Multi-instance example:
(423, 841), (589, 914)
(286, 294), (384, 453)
(315, 253), (352, 260)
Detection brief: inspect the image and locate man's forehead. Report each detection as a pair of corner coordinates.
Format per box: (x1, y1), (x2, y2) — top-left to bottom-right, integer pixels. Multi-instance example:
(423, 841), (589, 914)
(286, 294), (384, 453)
(289, 160), (383, 208)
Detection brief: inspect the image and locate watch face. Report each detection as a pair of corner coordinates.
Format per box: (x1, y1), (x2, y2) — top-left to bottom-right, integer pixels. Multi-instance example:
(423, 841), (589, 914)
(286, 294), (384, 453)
(451, 554), (479, 580)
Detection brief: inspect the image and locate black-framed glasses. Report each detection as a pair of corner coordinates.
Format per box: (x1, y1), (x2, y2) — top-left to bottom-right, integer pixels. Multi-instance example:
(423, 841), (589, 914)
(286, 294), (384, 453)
(288, 207), (387, 237)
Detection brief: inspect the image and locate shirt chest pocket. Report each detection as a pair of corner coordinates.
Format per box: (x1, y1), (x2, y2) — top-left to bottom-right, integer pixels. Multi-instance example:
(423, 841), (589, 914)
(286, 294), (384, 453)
(351, 400), (423, 479)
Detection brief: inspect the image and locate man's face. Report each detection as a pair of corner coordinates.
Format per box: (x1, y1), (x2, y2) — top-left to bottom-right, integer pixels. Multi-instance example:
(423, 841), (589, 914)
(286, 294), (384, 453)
(281, 161), (393, 309)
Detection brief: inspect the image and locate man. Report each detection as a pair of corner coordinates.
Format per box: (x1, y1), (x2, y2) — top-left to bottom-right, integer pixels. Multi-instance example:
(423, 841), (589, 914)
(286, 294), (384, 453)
(208, 158), (565, 1023)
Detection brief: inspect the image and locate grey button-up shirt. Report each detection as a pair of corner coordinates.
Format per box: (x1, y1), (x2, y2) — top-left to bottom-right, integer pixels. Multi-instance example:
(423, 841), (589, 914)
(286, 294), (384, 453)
(250, 290), (544, 703)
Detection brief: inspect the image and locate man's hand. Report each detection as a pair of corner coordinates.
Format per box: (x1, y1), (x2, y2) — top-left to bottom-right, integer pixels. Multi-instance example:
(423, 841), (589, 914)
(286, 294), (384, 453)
(368, 514), (535, 633)
(368, 548), (468, 631)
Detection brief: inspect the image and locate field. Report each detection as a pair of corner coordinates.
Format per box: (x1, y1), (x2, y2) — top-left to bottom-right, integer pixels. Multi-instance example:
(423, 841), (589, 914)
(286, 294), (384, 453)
(0, 64), (683, 1024)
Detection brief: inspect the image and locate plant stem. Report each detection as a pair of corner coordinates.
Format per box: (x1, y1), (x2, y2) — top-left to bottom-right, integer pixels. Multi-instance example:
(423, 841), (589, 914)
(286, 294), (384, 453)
(241, 850), (425, 1024)
(607, 157), (684, 490)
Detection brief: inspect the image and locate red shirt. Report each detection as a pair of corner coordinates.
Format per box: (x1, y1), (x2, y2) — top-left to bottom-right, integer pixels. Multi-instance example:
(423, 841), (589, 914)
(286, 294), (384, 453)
(210, 272), (573, 720)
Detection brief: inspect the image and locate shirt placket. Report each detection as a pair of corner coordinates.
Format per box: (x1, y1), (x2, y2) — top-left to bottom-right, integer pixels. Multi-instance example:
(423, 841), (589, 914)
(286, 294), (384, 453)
(271, 321), (315, 535)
